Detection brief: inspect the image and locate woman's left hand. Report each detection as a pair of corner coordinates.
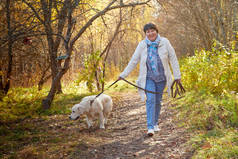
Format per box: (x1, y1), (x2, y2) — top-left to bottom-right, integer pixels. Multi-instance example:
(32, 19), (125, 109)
(175, 79), (181, 83)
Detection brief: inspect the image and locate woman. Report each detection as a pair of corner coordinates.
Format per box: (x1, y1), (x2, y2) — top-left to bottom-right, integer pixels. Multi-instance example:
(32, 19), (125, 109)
(118, 23), (181, 136)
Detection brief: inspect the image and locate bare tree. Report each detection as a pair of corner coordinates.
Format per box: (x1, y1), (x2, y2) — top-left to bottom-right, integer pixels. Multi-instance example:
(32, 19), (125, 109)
(0, 0), (47, 99)
(22, 0), (151, 109)
(1, 0), (13, 97)
(156, 0), (238, 54)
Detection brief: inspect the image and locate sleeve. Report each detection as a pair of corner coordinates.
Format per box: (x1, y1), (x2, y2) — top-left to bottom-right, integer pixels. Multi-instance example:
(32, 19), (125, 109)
(119, 42), (142, 78)
(166, 39), (181, 79)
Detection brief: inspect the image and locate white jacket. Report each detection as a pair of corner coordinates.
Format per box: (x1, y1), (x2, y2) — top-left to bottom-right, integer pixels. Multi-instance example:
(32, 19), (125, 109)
(120, 37), (181, 101)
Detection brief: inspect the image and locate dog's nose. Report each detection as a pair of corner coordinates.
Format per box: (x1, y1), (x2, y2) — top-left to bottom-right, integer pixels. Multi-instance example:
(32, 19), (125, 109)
(69, 116), (71, 119)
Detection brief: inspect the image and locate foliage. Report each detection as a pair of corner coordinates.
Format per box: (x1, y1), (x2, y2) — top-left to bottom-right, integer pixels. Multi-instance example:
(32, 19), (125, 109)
(181, 40), (238, 95)
(76, 51), (104, 92)
(0, 87), (45, 123)
(175, 90), (238, 129)
(189, 128), (238, 159)
(0, 84), (91, 124)
(173, 40), (238, 158)
(105, 63), (121, 80)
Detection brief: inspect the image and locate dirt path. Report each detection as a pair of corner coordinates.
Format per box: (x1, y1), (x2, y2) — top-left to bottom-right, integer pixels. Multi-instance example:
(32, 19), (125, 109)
(69, 92), (192, 159)
(6, 92), (192, 159)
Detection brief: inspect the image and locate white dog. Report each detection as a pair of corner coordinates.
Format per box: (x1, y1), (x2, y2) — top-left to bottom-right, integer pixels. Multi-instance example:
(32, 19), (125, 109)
(69, 94), (113, 129)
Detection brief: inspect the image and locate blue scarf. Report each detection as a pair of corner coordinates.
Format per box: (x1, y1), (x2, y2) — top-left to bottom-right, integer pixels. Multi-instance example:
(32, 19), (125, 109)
(145, 35), (161, 77)
(145, 34), (166, 82)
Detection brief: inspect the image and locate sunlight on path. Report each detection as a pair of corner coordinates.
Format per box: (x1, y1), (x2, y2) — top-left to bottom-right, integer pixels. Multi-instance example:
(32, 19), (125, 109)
(126, 106), (144, 116)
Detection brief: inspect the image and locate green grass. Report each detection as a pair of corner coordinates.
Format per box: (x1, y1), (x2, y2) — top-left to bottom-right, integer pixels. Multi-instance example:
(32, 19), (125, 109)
(0, 78), (138, 158)
(173, 42), (238, 158)
(0, 83), (94, 123)
(173, 89), (238, 158)
(189, 128), (238, 159)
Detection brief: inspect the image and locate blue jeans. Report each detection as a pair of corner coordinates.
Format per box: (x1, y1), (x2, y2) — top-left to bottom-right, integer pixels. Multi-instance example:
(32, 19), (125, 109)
(145, 78), (166, 130)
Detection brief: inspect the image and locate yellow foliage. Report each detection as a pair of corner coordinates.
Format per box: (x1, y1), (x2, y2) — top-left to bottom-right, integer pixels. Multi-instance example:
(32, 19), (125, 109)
(180, 40), (238, 95)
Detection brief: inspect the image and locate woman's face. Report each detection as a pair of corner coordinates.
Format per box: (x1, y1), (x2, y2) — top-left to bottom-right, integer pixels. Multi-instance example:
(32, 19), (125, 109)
(146, 29), (157, 41)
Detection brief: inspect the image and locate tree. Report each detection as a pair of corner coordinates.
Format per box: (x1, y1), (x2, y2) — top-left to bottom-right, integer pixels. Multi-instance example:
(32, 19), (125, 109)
(0, 0), (42, 99)
(22, 0), (151, 109)
(155, 0), (238, 54)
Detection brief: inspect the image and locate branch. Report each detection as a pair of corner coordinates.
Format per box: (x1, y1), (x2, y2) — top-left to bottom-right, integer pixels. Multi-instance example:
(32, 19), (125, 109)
(70, 0), (151, 47)
(22, 0), (45, 25)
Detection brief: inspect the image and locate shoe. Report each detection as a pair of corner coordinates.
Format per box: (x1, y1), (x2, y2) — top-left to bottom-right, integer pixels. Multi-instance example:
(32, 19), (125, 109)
(154, 125), (160, 132)
(147, 129), (154, 136)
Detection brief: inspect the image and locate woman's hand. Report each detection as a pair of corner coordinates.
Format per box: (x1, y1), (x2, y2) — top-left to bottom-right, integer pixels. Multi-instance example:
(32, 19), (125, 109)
(175, 79), (181, 83)
(117, 76), (123, 81)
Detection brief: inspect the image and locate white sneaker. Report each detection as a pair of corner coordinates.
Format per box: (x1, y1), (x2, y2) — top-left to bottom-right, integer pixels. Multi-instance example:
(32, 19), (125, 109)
(154, 125), (160, 132)
(147, 129), (154, 136)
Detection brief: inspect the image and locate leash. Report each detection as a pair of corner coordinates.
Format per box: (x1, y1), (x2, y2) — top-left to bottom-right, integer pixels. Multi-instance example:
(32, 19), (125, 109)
(120, 78), (164, 94)
(90, 77), (185, 105)
(90, 79), (120, 105)
(171, 80), (186, 98)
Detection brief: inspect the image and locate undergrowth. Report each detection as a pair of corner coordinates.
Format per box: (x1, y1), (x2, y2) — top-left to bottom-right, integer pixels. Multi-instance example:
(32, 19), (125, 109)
(174, 41), (238, 158)
(0, 77), (136, 158)
(0, 84), (90, 124)
(0, 74), (136, 124)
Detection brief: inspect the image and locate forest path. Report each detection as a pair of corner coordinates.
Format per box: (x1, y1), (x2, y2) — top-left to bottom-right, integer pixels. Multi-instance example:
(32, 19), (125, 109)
(69, 92), (192, 159)
(11, 92), (192, 159)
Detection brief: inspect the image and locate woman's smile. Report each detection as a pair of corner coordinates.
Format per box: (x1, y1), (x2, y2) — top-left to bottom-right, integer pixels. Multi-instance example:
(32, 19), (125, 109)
(146, 29), (157, 41)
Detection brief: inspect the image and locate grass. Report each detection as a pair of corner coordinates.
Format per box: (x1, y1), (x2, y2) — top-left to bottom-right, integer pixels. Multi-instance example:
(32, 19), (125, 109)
(1, 70), (238, 158)
(173, 90), (238, 159)
(189, 128), (238, 159)
(173, 43), (238, 158)
(0, 78), (137, 158)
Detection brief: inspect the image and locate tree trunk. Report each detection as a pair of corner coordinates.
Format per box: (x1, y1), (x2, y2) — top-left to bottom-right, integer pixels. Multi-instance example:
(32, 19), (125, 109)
(38, 74), (51, 91)
(42, 72), (63, 109)
(37, 64), (51, 91)
(0, 75), (4, 100)
(3, 0), (13, 95)
(233, 4), (238, 50)
(56, 81), (62, 94)
(0, 75), (3, 91)
(94, 67), (101, 91)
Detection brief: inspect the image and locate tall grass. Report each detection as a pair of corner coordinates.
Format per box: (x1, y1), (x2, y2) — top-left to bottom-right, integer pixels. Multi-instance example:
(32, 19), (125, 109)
(0, 83), (92, 124)
(0, 74), (137, 124)
(175, 41), (238, 158)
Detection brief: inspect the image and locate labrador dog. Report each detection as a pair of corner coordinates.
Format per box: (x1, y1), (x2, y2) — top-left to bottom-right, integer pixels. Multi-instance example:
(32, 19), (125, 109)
(69, 94), (113, 129)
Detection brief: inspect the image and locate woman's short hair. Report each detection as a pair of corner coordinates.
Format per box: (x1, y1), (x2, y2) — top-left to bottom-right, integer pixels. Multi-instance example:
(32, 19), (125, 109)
(143, 23), (158, 33)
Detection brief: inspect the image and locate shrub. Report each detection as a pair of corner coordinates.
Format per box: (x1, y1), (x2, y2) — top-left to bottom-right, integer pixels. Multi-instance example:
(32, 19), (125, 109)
(180, 40), (238, 95)
(175, 40), (238, 158)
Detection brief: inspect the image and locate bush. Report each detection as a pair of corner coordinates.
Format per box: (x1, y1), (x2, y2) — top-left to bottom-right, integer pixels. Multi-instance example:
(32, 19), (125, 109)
(180, 40), (238, 95)
(174, 40), (238, 158)
(0, 85), (91, 123)
(76, 50), (104, 92)
(0, 87), (45, 123)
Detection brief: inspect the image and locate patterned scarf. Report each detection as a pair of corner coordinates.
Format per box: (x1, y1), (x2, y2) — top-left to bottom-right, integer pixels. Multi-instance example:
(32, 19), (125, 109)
(145, 35), (161, 77)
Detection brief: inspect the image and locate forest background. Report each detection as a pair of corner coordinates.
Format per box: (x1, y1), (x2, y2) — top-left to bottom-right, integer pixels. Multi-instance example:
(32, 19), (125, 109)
(0, 0), (238, 158)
